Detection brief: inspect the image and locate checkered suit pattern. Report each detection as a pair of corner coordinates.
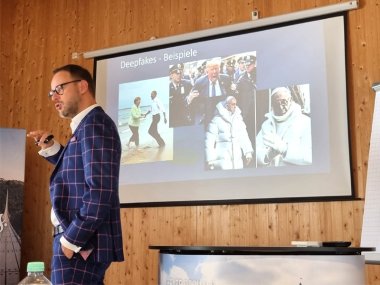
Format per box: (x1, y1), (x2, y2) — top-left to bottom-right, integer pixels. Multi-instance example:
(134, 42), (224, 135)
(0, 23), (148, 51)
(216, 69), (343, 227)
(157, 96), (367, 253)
(46, 107), (124, 281)
(51, 234), (110, 285)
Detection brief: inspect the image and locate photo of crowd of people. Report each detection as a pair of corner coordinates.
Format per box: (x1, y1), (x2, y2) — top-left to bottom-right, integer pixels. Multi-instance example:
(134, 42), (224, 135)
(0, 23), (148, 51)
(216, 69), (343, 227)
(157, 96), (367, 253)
(118, 50), (312, 170)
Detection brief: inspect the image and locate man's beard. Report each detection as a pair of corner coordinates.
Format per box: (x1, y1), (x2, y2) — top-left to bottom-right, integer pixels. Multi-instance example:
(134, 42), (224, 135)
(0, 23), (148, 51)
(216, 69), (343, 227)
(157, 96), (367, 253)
(59, 100), (80, 119)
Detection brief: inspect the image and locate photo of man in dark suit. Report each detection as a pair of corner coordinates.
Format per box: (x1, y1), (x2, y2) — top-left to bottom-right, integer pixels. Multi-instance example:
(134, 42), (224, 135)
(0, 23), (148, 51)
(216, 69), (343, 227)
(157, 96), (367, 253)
(186, 58), (236, 126)
(27, 64), (124, 285)
(168, 63), (193, 127)
(236, 54), (257, 145)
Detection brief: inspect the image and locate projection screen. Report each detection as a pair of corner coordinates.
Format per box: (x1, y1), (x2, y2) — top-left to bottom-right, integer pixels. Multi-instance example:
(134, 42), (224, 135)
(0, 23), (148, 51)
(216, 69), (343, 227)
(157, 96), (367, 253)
(94, 14), (353, 206)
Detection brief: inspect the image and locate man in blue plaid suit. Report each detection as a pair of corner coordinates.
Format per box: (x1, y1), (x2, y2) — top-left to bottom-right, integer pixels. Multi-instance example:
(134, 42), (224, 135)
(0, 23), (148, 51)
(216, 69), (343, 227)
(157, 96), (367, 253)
(28, 64), (124, 284)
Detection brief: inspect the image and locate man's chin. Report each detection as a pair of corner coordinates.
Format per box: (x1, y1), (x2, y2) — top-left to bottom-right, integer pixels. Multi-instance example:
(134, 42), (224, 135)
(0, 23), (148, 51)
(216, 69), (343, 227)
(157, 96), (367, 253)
(58, 111), (70, 119)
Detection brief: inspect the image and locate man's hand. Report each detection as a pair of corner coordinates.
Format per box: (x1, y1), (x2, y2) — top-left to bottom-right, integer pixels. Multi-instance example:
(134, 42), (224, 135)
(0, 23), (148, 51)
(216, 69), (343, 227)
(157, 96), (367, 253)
(144, 110), (151, 118)
(27, 130), (54, 149)
(186, 89), (199, 104)
(245, 152), (253, 166)
(207, 162), (215, 170)
(265, 147), (279, 163)
(61, 244), (74, 259)
(262, 133), (287, 154)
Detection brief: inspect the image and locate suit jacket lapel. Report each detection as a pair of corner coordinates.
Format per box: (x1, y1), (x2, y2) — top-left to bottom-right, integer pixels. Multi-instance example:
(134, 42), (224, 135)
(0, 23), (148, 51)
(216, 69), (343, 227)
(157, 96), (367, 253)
(50, 107), (100, 180)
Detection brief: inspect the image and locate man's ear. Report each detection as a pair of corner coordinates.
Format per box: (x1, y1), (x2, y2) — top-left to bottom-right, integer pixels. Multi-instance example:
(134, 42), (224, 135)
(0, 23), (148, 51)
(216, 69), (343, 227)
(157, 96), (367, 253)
(79, 80), (89, 94)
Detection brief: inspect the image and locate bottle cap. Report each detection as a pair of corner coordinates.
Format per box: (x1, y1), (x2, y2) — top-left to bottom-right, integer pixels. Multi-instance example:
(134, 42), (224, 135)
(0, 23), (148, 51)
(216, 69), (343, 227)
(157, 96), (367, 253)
(27, 261), (45, 272)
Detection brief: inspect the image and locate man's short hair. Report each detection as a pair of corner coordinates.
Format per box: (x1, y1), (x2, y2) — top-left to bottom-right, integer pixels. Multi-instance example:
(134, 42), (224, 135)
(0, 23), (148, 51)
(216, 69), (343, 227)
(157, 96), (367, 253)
(224, 96), (236, 107)
(53, 64), (95, 97)
(206, 58), (221, 68)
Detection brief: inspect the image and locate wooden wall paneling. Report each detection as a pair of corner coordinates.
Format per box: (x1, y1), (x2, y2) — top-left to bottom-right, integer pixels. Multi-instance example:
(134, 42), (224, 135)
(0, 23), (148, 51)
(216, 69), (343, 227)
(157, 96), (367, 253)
(344, 11), (361, 200)
(172, 205), (197, 245)
(341, 201), (358, 244)
(277, 203), (292, 245)
(195, 205), (219, 245)
(267, 203), (281, 245)
(131, 207), (154, 283)
(252, 0), (273, 19)
(138, 0), (159, 42)
(119, 208), (134, 282)
(199, 0), (220, 28)
(195, 204), (239, 245)
(6, 1), (24, 128)
(232, 0), (256, 24)
(0, 1), (2, 54)
(318, 201), (356, 244)
(103, 260), (125, 285)
(21, 159), (54, 274)
(297, 202), (312, 242)
(205, 0), (250, 27)
(88, 1), (110, 49)
(273, 203), (290, 244)
(254, 0), (341, 18)
(105, 1), (123, 47)
(0, 0), (13, 126)
(11, 0), (54, 276)
(353, 200), (364, 246)
(330, 201), (346, 240)
(288, 203), (301, 241)
(303, 202), (314, 240)
(145, 207), (161, 284)
(25, 4), (49, 130)
(275, 203), (294, 245)
(2, 0), (380, 284)
(230, 204), (250, 244)
(157, 0), (195, 37)
(0, 0), (2, 124)
(121, 0), (141, 44)
(346, 1), (376, 199)
(248, 204), (269, 245)
(247, 204), (265, 245)
(366, 264), (380, 285)
(43, 2), (69, 67)
(214, 204), (232, 244)
(290, 202), (314, 242)
(310, 202), (326, 241)
(320, 202), (335, 242)
(358, 0), (380, 200)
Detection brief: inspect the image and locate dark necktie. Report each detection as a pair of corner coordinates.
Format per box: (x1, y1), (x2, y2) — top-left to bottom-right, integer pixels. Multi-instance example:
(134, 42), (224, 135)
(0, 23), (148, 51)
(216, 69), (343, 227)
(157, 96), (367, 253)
(212, 82), (216, 97)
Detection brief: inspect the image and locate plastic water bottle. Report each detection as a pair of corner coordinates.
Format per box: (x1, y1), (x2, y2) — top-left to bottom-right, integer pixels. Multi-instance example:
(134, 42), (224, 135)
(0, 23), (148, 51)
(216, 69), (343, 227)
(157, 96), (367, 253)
(18, 261), (52, 285)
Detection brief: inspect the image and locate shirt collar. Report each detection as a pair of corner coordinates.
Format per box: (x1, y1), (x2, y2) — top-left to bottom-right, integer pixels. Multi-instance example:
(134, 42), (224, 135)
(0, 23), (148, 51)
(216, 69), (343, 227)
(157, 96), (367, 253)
(70, 104), (99, 133)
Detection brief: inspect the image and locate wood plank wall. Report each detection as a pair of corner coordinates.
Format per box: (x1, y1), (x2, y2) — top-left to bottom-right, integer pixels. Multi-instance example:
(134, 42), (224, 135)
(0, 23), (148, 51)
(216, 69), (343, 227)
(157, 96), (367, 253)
(1, 0), (380, 284)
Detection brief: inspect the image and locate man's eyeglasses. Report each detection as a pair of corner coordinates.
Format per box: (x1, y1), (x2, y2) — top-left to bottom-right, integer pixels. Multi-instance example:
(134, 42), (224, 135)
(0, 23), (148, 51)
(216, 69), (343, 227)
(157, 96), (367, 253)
(48, 79), (81, 98)
(273, 98), (291, 105)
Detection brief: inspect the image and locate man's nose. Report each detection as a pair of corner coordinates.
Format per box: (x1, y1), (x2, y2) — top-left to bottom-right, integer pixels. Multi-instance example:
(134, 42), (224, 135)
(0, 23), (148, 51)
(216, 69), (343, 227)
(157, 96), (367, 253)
(51, 92), (60, 101)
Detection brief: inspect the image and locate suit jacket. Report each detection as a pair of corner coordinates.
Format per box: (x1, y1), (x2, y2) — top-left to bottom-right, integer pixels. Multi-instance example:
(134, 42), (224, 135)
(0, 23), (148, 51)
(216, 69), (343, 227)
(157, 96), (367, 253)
(46, 106), (124, 263)
(189, 74), (234, 126)
(169, 79), (193, 127)
(236, 71), (257, 145)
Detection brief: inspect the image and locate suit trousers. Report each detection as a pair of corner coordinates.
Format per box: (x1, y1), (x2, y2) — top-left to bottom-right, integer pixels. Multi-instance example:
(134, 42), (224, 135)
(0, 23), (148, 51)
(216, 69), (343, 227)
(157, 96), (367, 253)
(51, 234), (110, 285)
(148, 114), (165, 146)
